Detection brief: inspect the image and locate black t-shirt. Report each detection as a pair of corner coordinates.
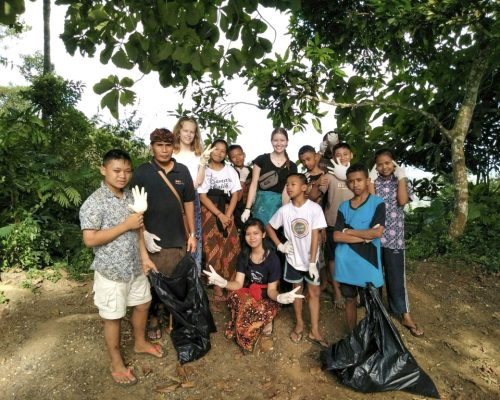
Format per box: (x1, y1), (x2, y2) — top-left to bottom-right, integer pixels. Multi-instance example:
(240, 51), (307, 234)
(253, 153), (298, 193)
(130, 158), (195, 248)
(236, 250), (281, 287)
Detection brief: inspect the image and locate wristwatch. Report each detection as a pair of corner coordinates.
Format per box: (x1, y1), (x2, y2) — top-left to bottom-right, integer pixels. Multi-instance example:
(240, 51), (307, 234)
(188, 232), (196, 238)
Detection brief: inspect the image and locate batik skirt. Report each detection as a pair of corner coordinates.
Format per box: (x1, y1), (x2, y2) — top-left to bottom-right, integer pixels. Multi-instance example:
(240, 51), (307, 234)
(201, 204), (240, 280)
(225, 290), (280, 352)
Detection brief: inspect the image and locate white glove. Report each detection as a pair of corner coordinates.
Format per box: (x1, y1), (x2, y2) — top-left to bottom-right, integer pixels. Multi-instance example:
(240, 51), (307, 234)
(128, 186), (148, 213)
(326, 131), (339, 147)
(144, 230), (161, 253)
(276, 287), (305, 304)
(277, 241), (294, 255)
(241, 208), (251, 223)
(392, 161), (406, 180)
(329, 158), (349, 181)
(369, 165), (378, 182)
(202, 265), (228, 288)
(308, 262), (319, 282)
(199, 146), (215, 167)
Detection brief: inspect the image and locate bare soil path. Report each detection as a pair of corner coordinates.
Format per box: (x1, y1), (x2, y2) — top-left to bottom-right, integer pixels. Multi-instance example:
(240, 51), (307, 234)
(0, 261), (498, 400)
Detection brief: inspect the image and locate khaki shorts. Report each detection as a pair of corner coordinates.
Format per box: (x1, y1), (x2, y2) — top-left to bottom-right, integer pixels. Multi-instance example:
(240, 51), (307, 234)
(93, 271), (152, 320)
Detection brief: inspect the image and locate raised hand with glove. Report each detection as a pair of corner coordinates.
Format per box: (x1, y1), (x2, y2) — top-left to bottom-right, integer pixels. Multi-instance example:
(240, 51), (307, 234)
(369, 164), (378, 182)
(199, 145), (216, 167)
(276, 286), (305, 304)
(202, 265), (228, 288)
(277, 241), (294, 255)
(392, 161), (406, 180)
(128, 185), (148, 213)
(326, 158), (350, 181)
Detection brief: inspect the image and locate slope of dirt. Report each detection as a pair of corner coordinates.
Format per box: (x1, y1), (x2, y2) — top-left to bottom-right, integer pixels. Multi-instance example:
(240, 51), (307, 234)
(0, 262), (498, 400)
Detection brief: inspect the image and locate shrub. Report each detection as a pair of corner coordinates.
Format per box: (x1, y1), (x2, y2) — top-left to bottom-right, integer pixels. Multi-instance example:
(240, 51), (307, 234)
(406, 181), (500, 272)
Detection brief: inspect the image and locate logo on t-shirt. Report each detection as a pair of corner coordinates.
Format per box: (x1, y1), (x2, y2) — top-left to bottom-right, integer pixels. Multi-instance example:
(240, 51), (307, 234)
(291, 218), (309, 238)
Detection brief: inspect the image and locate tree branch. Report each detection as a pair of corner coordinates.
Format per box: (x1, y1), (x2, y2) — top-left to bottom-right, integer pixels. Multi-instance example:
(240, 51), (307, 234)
(306, 95), (452, 139)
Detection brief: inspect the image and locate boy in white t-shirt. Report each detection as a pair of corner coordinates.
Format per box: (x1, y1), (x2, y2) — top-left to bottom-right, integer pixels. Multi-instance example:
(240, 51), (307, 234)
(266, 173), (328, 348)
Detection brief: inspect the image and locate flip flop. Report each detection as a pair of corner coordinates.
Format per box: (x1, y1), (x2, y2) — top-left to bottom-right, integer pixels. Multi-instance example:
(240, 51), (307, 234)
(402, 323), (424, 338)
(135, 343), (165, 358)
(111, 368), (137, 386)
(289, 330), (303, 344)
(306, 335), (329, 349)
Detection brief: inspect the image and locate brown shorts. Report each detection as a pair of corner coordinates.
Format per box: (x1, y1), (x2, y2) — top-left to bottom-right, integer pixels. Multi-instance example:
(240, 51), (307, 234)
(149, 247), (186, 277)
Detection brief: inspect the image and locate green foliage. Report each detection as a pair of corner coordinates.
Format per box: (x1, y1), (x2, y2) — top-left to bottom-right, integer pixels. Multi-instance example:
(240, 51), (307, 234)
(406, 181), (500, 271)
(0, 212), (51, 270)
(0, 68), (148, 275)
(0, 0), (25, 25)
(0, 290), (8, 304)
(57, 0), (299, 95)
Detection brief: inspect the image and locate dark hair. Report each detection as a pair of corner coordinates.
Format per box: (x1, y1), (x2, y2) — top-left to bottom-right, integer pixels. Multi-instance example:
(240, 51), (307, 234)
(332, 142), (352, 154)
(239, 219), (272, 276)
(102, 149), (132, 166)
(209, 138), (228, 165)
(228, 144), (244, 154)
(298, 145), (316, 157)
(374, 148), (395, 163)
(346, 163), (368, 178)
(287, 172), (308, 185)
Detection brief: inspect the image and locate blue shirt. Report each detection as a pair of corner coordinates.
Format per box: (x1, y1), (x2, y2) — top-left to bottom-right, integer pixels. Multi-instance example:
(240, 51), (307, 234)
(334, 195), (386, 288)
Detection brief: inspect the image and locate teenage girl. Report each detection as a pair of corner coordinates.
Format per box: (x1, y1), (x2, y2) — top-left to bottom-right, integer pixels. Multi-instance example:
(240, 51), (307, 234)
(198, 139), (241, 302)
(172, 116), (213, 274)
(204, 218), (304, 352)
(241, 128), (297, 226)
(369, 149), (424, 337)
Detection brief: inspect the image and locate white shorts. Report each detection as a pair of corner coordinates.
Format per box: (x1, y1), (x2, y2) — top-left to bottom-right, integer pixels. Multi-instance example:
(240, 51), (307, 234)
(93, 271), (152, 320)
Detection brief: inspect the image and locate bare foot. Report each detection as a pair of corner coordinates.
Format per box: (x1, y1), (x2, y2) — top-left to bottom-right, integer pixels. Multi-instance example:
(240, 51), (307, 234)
(110, 367), (137, 386)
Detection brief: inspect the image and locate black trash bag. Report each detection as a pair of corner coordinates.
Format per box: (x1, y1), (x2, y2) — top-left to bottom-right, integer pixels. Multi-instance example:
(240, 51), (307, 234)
(149, 254), (216, 364)
(321, 285), (440, 399)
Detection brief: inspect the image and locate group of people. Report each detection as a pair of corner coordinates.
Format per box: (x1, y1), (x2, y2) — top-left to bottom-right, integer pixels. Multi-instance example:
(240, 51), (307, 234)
(79, 118), (424, 386)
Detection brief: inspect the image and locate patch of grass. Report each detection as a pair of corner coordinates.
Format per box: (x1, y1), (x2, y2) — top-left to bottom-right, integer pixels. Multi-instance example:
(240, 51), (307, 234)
(0, 290), (8, 304)
(20, 279), (38, 292)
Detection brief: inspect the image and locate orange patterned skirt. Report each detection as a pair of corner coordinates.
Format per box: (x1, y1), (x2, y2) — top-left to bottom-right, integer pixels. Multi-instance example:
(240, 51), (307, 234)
(201, 205), (240, 280)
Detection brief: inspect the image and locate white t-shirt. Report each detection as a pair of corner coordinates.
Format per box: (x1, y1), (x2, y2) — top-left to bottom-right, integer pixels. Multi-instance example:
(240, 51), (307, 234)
(269, 199), (327, 271)
(198, 164), (241, 194)
(174, 151), (200, 183)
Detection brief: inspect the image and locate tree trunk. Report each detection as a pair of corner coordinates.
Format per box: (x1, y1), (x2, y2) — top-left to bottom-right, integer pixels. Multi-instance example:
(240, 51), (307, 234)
(43, 0), (51, 75)
(447, 46), (489, 238)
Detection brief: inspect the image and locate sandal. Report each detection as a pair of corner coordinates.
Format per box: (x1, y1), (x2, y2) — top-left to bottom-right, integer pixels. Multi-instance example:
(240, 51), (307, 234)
(289, 330), (303, 344)
(306, 335), (329, 349)
(402, 323), (424, 338)
(111, 368), (137, 386)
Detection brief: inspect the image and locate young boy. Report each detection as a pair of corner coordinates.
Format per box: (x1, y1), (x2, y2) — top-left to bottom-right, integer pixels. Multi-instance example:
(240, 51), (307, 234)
(266, 173), (328, 348)
(302, 143), (355, 309)
(228, 144), (252, 231)
(369, 149), (424, 337)
(79, 149), (162, 386)
(333, 163), (385, 332)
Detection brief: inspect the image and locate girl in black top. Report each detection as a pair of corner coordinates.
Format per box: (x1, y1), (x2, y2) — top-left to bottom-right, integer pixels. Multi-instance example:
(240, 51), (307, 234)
(241, 128), (298, 226)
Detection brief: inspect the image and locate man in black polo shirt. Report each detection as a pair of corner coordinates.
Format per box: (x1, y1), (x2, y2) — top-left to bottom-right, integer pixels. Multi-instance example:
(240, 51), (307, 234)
(130, 128), (196, 339)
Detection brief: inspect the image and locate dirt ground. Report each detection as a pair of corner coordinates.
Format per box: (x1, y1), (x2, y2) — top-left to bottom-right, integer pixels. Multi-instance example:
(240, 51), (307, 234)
(0, 261), (498, 400)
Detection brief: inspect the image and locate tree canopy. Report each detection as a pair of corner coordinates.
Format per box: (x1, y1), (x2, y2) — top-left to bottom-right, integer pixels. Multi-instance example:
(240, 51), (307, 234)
(4, 0), (500, 238)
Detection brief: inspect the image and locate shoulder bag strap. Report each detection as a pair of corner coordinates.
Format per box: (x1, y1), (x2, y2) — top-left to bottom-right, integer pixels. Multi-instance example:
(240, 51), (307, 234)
(150, 162), (189, 237)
